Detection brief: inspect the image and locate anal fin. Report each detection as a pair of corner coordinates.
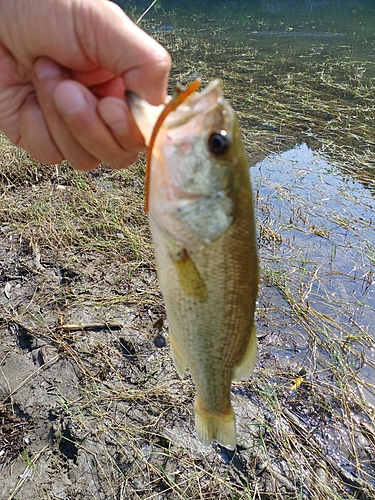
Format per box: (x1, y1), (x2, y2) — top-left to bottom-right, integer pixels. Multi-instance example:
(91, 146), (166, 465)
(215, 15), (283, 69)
(169, 335), (187, 379)
(232, 325), (257, 381)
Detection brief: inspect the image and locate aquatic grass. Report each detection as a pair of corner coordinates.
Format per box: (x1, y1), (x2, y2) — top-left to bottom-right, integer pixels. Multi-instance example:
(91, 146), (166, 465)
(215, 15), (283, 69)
(147, 22), (375, 195)
(252, 146), (375, 496)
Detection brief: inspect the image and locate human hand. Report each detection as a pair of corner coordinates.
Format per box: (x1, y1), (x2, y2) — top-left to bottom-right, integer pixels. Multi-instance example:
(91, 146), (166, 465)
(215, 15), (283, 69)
(0, 0), (171, 170)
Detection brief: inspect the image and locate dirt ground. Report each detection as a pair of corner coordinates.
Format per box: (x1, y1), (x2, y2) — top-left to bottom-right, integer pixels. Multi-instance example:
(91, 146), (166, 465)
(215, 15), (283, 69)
(0, 152), (292, 499)
(0, 158), (284, 499)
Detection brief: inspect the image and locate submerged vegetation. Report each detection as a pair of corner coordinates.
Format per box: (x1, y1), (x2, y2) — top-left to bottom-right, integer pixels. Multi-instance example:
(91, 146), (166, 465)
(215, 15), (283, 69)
(1, 1), (375, 498)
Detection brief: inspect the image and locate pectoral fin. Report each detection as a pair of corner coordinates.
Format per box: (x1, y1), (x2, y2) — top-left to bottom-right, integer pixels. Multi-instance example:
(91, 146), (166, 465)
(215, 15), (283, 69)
(171, 249), (208, 301)
(232, 325), (257, 381)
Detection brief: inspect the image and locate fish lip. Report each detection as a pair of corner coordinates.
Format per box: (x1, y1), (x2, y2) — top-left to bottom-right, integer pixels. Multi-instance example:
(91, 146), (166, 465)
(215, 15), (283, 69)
(186, 78), (223, 105)
(126, 91), (168, 147)
(162, 79), (225, 130)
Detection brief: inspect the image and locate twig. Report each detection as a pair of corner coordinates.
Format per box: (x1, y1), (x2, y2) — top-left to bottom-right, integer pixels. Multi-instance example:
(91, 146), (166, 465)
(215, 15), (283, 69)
(58, 322), (123, 332)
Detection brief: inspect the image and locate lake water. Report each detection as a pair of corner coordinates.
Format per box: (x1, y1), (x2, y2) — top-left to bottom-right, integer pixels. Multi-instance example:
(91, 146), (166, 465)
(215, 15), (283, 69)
(254, 144), (375, 402)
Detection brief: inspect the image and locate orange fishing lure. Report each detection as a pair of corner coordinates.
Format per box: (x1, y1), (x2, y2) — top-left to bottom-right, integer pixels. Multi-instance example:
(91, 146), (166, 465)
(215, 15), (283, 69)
(145, 79), (202, 212)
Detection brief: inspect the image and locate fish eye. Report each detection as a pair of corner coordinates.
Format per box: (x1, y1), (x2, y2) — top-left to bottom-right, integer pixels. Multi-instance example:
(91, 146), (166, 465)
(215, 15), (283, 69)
(208, 131), (230, 156)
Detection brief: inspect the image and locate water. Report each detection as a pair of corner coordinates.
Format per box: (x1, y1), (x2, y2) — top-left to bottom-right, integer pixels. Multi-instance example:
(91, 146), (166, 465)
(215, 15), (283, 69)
(254, 144), (375, 398)
(118, 0), (375, 378)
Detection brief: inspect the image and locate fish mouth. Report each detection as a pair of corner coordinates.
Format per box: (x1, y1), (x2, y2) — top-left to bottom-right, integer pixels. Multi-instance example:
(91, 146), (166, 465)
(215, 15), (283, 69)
(127, 79), (225, 145)
(162, 79), (224, 130)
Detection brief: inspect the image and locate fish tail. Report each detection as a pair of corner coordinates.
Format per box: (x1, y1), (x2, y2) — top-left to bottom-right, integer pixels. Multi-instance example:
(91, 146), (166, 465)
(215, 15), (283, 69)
(194, 400), (236, 450)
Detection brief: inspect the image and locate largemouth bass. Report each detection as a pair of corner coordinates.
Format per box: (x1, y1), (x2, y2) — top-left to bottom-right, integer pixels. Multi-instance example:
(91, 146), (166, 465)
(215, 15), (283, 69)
(128, 80), (259, 450)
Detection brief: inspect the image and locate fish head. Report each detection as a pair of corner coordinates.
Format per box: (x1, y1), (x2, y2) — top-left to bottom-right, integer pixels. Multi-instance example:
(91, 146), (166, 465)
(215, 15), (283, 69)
(128, 80), (248, 251)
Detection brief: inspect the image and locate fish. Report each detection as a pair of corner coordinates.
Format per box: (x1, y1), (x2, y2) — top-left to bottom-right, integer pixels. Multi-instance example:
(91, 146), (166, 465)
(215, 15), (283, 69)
(128, 79), (259, 450)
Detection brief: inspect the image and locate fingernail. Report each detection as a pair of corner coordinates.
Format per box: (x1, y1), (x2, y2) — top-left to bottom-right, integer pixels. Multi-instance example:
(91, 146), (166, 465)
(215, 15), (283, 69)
(56, 82), (86, 113)
(34, 58), (62, 80)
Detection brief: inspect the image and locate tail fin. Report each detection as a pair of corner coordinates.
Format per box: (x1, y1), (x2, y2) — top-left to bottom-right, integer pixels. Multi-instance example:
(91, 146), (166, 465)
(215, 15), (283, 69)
(194, 401), (236, 450)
